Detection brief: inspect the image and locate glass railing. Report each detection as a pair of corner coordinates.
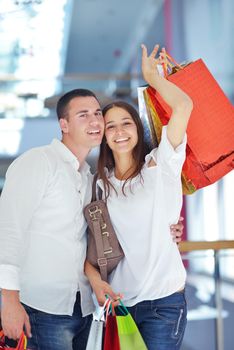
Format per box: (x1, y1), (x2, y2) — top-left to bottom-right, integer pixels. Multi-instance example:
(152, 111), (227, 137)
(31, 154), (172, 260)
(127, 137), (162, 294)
(180, 240), (234, 350)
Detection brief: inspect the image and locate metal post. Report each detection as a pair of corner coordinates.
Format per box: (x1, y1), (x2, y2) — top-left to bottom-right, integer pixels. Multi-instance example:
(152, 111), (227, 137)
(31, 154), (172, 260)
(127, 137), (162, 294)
(214, 250), (224, 350)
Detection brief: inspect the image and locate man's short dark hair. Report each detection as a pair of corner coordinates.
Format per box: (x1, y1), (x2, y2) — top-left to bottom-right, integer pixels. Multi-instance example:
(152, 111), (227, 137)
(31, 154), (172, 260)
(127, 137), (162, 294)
(56, 89), (99, 120)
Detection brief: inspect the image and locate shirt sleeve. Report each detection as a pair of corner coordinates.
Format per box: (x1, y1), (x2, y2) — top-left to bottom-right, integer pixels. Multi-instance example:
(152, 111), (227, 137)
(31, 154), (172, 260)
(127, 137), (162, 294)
(0, 149), (50, 290)
(145, 126), (187, 179)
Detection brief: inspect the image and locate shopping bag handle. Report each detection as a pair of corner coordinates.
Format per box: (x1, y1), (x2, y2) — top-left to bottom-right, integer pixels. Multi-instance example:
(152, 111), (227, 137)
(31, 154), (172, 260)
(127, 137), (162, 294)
(0, 330), (27, 350)
(162, 51), (184, 78)
(96, 297), (113, 322)
(117, 299), (129, 315)
(17, 332), (27, 350)
(105, 296), (129, 318)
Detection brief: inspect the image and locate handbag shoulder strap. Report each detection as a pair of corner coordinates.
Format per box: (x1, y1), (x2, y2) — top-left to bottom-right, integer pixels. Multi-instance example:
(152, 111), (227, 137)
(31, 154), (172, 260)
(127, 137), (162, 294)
(93, 220), (108, 281)
(90, 173), (108, 280)
(92, 173), (103, 201)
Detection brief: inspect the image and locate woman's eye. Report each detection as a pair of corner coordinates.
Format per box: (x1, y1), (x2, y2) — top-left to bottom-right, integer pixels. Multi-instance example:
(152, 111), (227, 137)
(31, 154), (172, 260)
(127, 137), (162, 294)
(106, 125), (114, 130)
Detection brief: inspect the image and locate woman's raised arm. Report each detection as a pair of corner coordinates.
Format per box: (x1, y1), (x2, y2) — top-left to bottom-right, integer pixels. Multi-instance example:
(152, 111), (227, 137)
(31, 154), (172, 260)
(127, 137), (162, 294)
(141, 44), (193, 148)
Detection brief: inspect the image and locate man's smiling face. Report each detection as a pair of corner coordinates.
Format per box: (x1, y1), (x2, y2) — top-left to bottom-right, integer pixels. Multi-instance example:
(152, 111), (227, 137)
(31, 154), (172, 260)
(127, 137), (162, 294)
(60, 96), (104, 151)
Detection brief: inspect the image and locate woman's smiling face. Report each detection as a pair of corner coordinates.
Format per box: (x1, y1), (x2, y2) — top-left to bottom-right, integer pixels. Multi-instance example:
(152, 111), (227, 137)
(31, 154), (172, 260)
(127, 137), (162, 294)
(104, 106), (138, 155)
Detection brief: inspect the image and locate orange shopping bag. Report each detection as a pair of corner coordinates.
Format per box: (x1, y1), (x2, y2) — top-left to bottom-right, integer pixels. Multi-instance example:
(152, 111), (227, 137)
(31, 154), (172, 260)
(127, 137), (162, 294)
(0, 330), (27, 350)
(140, 55), (234, 194)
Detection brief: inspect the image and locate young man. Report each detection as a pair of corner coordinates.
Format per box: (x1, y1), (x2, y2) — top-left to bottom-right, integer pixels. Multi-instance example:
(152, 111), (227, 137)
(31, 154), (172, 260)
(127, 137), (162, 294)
(0, 89), (105, 350)
(0, 89), (184, 349)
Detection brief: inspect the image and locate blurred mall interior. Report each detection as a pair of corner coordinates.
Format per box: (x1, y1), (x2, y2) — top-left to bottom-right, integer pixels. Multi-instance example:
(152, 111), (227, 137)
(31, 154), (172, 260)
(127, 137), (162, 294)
(0, 0), (233, 349)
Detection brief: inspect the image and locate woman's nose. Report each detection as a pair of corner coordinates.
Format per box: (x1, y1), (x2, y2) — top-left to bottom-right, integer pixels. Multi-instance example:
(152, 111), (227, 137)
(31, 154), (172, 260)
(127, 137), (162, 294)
(115, 125), (124, 134)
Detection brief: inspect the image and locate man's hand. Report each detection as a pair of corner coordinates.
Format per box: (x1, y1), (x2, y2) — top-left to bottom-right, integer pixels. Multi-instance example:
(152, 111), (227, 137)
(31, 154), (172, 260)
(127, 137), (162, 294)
(170, 217), (184, 243)
(1, 290), (31, 340)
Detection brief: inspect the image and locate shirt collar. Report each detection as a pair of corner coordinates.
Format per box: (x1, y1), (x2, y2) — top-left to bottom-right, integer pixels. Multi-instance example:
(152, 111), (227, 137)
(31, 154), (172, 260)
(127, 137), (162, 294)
(51, 139), (90, 174)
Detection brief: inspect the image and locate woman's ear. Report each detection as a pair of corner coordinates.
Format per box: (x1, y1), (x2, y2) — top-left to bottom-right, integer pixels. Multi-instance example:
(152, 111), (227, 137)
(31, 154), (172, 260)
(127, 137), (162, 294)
(59, 118), (68, 133)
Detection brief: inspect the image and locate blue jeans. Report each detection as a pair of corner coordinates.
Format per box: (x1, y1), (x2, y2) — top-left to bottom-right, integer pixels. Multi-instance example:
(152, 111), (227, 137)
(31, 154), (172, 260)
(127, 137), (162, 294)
(127, 290), (187, 350)
(22, 292), (92, 350)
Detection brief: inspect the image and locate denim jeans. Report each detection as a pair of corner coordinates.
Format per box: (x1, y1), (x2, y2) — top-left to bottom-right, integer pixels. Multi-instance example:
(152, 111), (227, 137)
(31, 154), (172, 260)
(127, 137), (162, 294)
(22, 292), (92, 350)
(127, 290), (187, 350)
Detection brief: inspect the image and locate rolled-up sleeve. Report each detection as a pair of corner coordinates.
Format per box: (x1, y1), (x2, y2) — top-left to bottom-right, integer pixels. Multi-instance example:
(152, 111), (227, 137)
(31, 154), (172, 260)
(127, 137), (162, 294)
(0, 149), (49, 290)
(146, 126), (187, 179)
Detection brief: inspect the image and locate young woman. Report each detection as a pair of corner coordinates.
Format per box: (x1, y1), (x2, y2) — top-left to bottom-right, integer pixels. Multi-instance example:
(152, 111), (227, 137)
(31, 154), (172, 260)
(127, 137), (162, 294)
(85, 44), (193, 350)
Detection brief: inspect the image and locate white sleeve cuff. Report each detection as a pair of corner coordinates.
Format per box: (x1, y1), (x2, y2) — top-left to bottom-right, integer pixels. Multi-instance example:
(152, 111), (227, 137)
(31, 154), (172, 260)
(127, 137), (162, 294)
(0, 264), (20, 290)
(146, 126), (187, 178)
(161, 126), (187, 155)
(145, 126), (187, 163)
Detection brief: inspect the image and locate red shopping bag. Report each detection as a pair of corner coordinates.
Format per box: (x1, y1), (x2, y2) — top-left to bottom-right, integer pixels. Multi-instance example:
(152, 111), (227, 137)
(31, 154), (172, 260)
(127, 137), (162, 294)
(0, 331), (27, 350)
(104, 302), (120, 350)
(141, 55), (234, 194)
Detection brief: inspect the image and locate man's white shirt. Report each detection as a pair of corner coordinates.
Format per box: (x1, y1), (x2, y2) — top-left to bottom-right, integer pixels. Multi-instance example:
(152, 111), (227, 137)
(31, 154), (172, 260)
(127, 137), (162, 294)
(0, 139), (95, 316)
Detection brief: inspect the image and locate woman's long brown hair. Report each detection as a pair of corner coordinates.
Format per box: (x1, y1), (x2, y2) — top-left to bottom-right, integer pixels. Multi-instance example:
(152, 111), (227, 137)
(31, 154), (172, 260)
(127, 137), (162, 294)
(97, 101), (149, 198)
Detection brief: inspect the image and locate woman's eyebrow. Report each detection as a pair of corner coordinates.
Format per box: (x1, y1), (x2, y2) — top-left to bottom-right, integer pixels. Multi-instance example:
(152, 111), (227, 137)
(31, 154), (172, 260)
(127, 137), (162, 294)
(122, 117), (131, 120)
(106, 117), (131, 124)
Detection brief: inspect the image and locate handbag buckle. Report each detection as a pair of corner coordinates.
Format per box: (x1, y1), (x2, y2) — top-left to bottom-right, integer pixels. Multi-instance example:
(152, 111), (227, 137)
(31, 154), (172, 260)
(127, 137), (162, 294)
(98, 258), (107, 266)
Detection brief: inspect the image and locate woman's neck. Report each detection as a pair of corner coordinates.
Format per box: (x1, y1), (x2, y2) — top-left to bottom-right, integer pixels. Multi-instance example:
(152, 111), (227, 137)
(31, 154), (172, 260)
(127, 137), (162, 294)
(113, 153), (136, 180)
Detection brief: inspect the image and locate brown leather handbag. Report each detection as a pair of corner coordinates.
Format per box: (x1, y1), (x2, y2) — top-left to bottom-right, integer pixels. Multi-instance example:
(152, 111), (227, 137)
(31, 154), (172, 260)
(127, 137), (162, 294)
(84, 175), (124, 281)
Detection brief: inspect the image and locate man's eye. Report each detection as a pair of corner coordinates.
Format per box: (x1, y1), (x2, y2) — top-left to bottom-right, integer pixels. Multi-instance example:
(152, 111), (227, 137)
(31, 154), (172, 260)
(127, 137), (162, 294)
(96, 111), (103, 117)
(79, 114), (87, 118)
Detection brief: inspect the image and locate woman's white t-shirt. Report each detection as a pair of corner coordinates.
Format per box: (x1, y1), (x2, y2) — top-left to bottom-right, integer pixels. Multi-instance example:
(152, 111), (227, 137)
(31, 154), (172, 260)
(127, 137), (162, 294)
(97, 126), (187, 307)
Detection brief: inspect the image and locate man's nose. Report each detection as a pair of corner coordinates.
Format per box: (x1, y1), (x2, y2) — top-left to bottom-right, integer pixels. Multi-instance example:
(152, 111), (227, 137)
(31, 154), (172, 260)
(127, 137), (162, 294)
(89, 114), (99, 124)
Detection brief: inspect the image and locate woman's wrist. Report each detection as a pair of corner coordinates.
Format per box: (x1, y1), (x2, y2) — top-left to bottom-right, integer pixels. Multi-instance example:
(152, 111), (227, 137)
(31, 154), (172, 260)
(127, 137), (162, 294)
(146, 73), (164, 89)
(85, 263), (103, 286)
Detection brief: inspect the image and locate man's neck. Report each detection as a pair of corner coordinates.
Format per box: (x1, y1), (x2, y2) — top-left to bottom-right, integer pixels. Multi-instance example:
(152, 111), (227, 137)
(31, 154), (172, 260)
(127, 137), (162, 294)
(61, 137), (90, 165)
